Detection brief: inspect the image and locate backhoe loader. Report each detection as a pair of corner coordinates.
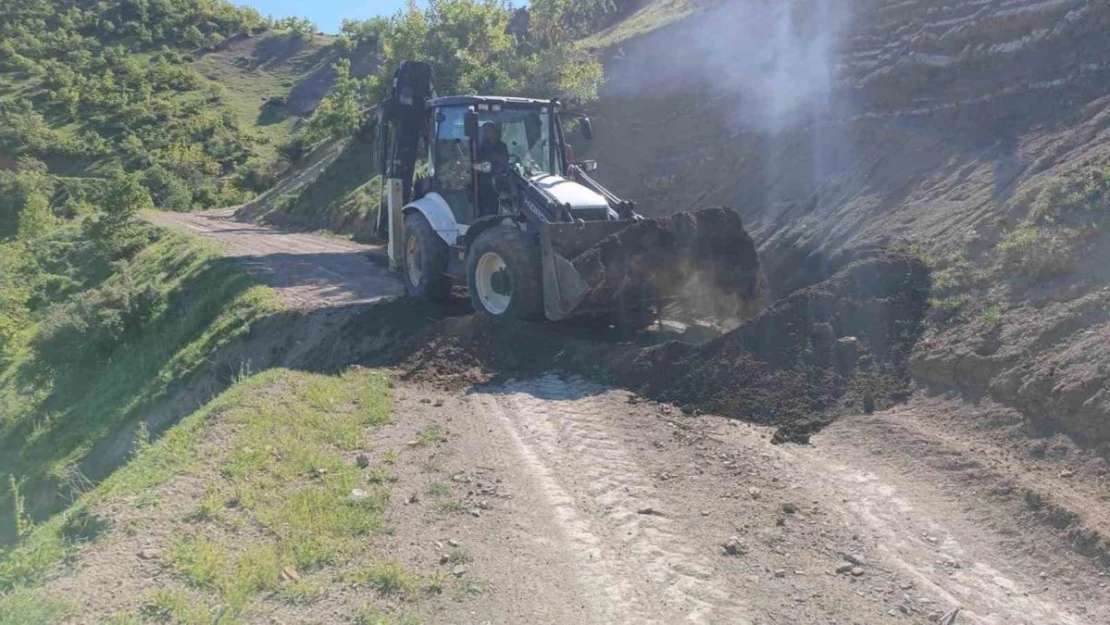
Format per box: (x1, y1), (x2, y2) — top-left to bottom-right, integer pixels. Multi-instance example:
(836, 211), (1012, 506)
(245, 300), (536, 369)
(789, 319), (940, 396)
(374, 61), (761, 325)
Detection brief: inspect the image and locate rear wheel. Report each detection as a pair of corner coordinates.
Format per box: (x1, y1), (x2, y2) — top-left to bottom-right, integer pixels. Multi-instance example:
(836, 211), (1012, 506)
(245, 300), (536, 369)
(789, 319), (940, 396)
(467, 226), (542, 320)
(402, 212), (451, 301)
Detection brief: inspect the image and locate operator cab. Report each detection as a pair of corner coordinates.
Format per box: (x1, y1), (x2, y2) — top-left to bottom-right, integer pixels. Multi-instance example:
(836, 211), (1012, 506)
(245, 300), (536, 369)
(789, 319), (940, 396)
(427, 96), (585, 227)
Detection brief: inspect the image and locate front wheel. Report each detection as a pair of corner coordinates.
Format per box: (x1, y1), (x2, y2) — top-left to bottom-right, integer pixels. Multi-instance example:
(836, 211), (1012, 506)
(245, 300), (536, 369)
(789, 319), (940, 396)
(467, 226), (542, 320)
(402, 212), (451, 301)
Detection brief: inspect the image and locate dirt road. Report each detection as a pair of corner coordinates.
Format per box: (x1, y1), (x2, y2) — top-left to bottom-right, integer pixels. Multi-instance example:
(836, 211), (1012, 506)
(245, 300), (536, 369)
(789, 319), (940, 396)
(387, 378), (1108, 625)
(149, 209), (403, 308)
(153, 213), (1110, 624)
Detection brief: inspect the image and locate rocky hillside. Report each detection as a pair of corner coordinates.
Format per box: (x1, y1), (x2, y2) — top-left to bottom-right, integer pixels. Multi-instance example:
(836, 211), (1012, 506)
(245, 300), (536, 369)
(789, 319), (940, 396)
(589, 0), (1110, 449)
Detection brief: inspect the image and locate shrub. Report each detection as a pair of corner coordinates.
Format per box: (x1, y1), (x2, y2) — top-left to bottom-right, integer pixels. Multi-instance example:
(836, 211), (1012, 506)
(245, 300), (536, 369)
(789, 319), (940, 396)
(1032, 166), (1110, 222)
(33, 265), (166, 370)
(995, 225), (1074, 279)
(979, 304), (1003, 326)
(237, 159), (277, 194)
(142, 166), (193, 212)
(83, 171), (155, 259)
(279, 136), (311, 165)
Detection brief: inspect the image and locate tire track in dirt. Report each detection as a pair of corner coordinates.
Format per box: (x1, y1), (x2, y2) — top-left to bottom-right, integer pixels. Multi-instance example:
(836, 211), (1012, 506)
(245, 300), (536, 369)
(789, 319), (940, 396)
(476, 375), (751, 625)
(800, 413), (1107, 625)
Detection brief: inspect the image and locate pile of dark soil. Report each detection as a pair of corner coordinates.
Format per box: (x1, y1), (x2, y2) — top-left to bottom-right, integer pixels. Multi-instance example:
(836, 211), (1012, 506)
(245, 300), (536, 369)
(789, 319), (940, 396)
(601, 251), (931, 441)
(572, 208), (764, 316)
(395, 250), (930, 442)
(394, 314), (572, 389)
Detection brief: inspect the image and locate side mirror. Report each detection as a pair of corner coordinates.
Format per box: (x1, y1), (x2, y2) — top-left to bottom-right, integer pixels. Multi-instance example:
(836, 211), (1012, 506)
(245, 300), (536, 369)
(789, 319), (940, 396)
(578, 159), (599, 173)
(579, 117), (593, 140)
(464, 111), (480, 139)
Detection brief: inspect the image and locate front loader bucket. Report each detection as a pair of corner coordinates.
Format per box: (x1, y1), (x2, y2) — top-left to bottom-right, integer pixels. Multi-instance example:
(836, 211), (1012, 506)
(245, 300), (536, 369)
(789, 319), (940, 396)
(541, 220), (634, 321)
(540, 208), (764, 323)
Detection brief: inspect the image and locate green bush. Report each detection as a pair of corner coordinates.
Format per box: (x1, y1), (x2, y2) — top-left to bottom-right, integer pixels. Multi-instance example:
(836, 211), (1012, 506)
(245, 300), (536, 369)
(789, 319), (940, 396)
(237, 159), (277, 194)
(83, 172), (155, 260)
(33, 265), (167, 371)
(279, 136), (311, 165)
(142, 167), (193, 212)
(1032, 166), (1110, 222)
(996, 225), (1074, 279)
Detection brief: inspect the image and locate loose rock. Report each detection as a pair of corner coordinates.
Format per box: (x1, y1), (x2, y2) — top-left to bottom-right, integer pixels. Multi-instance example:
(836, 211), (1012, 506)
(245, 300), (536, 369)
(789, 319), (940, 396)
(723, 537), (747, 556)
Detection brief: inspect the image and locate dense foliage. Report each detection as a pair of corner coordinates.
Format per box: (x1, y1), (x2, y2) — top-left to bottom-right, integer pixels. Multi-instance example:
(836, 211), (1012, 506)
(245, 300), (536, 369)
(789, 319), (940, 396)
(0, 0), (276, 216)
(303, 0), (615, 143)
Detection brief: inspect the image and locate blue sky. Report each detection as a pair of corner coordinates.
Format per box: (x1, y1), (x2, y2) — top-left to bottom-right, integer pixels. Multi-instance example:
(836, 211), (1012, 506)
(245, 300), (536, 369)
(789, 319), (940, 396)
(245, 1), (426, 34)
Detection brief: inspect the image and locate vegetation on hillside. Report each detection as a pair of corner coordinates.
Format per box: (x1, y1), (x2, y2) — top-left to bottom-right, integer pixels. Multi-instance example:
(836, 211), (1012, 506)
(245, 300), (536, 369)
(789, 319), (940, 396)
(0, 213), (275, 553)
(0, 0), (301, 217)
(298, 0), (623, 145)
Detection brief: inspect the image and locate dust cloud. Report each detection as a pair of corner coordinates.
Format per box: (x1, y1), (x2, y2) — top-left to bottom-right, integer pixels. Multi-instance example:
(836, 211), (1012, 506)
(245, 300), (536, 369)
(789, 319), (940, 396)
(605, 0), (851, 134)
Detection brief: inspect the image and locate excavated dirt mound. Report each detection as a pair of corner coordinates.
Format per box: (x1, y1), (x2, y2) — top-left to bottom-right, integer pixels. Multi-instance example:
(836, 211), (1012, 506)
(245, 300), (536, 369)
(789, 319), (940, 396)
(572, 207), (764, 318)
(396, 250), (930, 442)
(603, 251), (930, 442)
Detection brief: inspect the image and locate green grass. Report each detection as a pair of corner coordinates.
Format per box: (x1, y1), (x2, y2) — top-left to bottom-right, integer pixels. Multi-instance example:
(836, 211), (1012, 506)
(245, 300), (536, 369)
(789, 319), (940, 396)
(1031, 166), (1110, 223)
(275, 580), (324, 605)
(154, 368), (395, 615)
(344, 560), (422, 598)
(0, 588), (70, 625)
(166, 536), (230, 591)
(240, 138), (383, 241)
(189, 32), (335, 161)
(445, 548), (472, 565)
(140, 588), (239, 625)
(579, 0), (700, 50)
(438, 500), (467, 515)
(102, 612), (143, 625)
(0, 227), (276, 552)
(358, 605), (422, 625)
(415, 424), (444, 448)
(979, 305), (1003, 326)
(425, 482), (451, 498)
(160, 540), (284, 612)
(0, 227), (278, 589)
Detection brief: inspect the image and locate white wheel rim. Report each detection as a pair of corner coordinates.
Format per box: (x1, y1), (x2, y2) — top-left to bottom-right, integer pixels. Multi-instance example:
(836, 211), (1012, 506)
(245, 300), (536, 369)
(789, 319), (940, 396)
(406, 235), (422, 287)
(475, 252), (511, 315)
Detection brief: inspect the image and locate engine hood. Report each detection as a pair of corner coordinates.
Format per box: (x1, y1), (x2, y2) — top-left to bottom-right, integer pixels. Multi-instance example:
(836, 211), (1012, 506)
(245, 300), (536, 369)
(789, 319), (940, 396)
(530, 174), (610, 211)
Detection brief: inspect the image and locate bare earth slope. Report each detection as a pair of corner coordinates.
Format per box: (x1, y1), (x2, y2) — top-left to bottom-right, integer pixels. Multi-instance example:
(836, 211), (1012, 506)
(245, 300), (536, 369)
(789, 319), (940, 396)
(590, 0), (1110, 461)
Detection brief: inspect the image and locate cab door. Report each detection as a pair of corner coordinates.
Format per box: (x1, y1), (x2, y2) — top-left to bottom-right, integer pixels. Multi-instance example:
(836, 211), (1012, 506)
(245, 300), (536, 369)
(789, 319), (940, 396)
(430, 105), (478, 225)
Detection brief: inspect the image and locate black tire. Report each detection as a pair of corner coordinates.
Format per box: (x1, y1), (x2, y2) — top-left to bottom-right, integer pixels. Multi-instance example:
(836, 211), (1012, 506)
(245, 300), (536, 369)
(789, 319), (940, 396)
(467, 225), (542, 320)
(402, 212), (451, 301)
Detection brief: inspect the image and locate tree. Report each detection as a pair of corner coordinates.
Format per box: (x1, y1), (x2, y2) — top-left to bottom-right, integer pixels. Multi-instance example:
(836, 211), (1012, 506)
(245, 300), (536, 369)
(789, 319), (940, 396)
(304, 59), (367, 142)
(84, 171), (153, 259)
(16, 188), (55, 240)
(143, 166), (192, 211)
